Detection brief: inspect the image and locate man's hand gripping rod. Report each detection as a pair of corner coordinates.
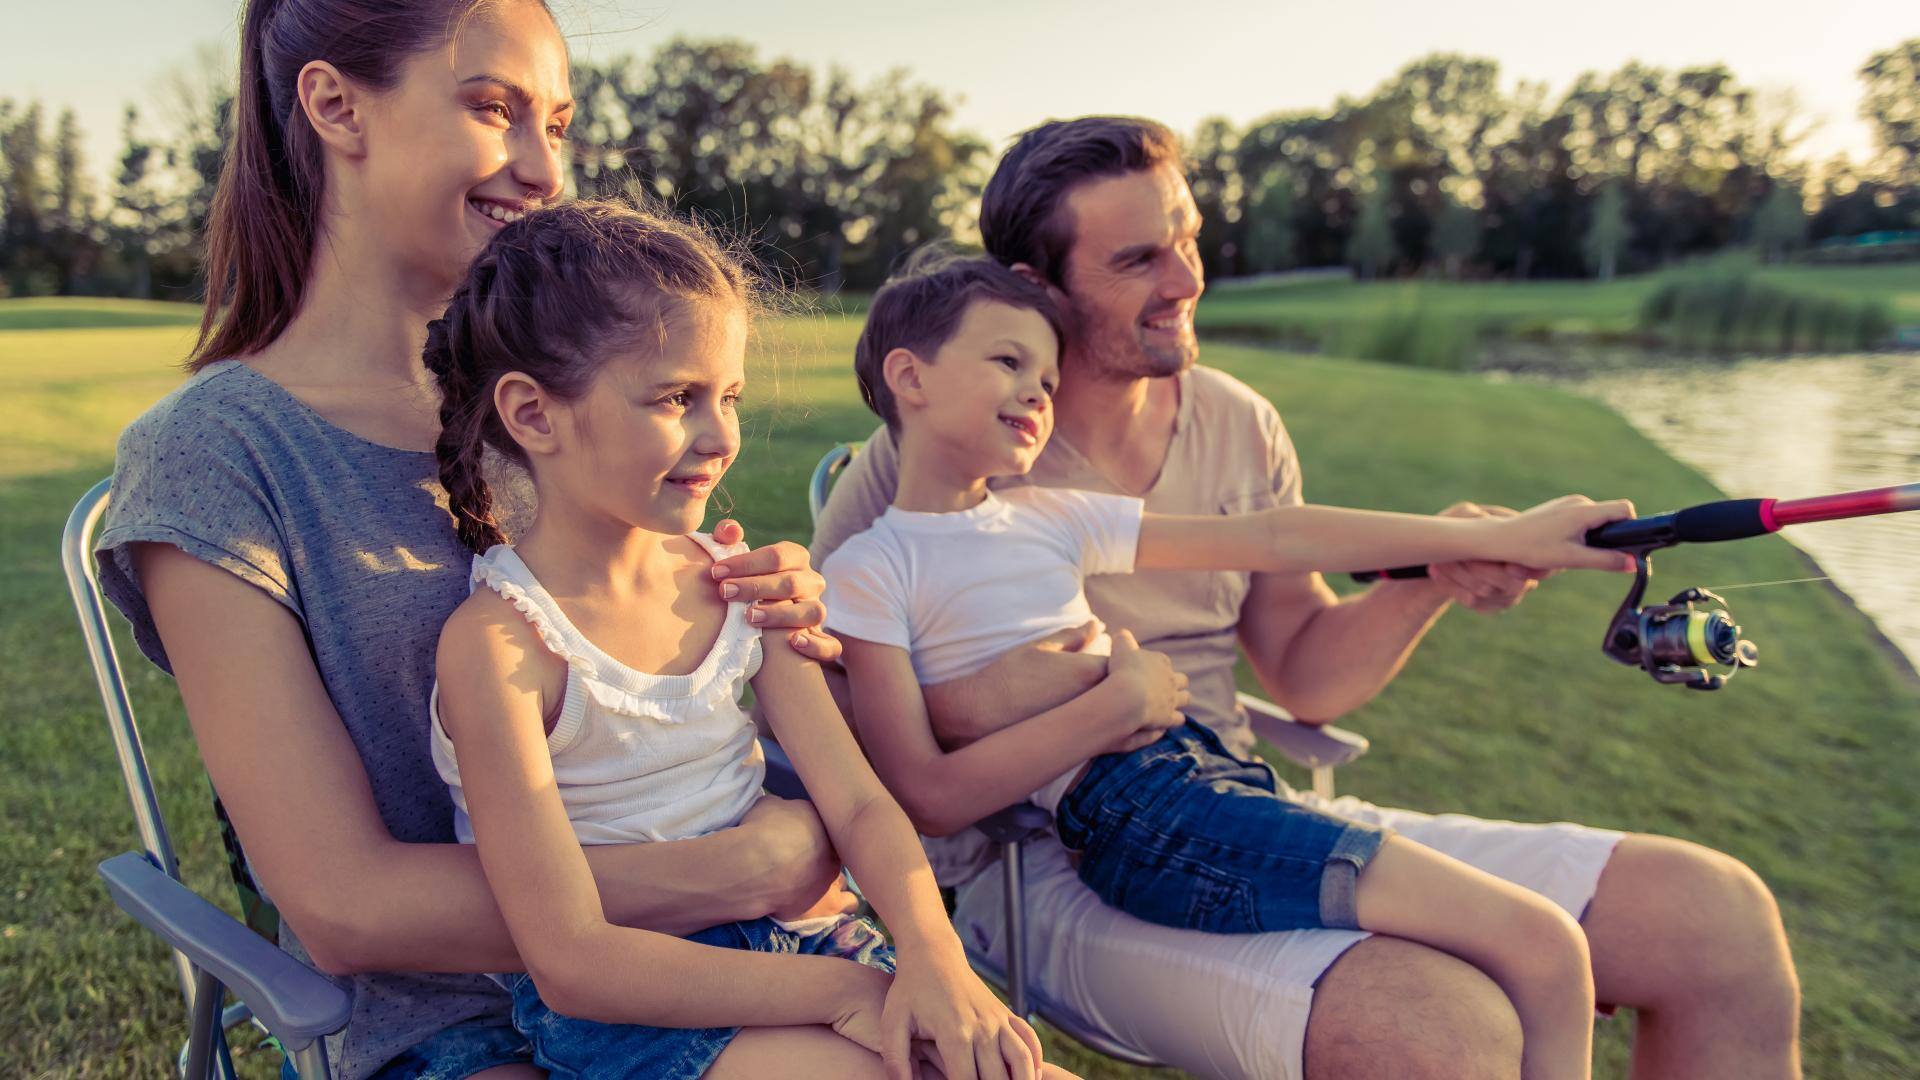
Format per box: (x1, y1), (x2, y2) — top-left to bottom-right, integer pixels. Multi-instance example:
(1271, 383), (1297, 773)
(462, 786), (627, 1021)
(1351, 483), (1920, 690)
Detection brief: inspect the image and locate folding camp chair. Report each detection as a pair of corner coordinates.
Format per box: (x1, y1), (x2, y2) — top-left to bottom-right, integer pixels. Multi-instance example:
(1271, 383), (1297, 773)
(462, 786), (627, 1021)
(64, 479), (351, 1080)
(783, 442), (1372, 1066)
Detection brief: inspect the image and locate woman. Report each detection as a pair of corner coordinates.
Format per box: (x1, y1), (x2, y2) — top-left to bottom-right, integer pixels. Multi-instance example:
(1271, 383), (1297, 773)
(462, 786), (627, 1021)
(96, 2), (850, 1076)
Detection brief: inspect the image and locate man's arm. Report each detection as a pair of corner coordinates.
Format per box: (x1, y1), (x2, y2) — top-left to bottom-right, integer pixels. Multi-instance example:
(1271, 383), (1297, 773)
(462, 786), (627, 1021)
(1233, 504), (1551, 723)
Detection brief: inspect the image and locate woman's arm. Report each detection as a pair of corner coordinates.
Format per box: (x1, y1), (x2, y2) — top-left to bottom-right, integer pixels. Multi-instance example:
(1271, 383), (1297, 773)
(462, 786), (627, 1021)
(752, 638), (1049, 1078)
(435, 596), (886, 1027)
(1135, 496), (1637, 577)
(135, 543), (836, 973)
(834, 633), (1182, 837)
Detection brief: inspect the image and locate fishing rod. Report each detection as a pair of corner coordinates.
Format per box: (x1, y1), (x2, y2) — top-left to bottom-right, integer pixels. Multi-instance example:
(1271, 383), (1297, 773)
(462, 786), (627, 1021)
(1352, 482), (1920, 691)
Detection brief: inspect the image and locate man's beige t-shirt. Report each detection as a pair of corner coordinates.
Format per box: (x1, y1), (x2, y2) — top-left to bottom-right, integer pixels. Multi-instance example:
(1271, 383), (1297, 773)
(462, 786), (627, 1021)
(810, 364), (1303, 757)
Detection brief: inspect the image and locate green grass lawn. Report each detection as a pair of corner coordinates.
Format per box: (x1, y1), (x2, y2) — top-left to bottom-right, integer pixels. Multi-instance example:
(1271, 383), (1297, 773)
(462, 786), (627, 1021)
(3, 299), (1917, 1078)
(1197, 260), (1920, 365)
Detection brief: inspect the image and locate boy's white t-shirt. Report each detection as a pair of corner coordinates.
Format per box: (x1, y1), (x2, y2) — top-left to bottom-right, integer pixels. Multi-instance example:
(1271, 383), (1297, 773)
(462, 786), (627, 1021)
(821, 485), (1145, 814)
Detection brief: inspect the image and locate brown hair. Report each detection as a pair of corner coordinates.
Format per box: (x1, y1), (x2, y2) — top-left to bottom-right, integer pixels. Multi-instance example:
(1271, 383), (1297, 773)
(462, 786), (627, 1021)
(853, 250), (1066, 434)
(424, 199), (753, 553)
(978, 116), (1183, 287)
(191, 0), (549, 370)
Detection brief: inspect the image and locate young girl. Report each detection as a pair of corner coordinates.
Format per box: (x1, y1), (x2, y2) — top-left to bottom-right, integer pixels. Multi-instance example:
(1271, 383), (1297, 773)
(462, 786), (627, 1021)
(423, 200), (1075, 1080)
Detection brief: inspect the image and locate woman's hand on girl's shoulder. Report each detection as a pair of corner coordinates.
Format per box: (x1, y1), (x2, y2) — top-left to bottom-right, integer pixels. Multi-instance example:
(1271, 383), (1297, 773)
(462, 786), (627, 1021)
(706, 519), (840, 662)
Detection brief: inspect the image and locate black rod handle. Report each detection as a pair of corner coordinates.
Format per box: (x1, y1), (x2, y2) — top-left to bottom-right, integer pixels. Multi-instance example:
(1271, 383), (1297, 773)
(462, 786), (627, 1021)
(1350, 499), (1772, 583)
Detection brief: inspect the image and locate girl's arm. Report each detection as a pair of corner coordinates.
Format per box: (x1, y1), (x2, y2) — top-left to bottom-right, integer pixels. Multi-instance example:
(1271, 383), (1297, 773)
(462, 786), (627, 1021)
(836, 632), (1182, 837)
(1135, 496), (1638, 577)
(752, 638), (1050, 1078)
(435, 592), (889, 1028)
(135, 543), (838, 974)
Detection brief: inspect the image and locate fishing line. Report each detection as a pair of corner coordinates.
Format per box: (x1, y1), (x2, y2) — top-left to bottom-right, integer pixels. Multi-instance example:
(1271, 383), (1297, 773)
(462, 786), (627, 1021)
(1699, 575), (1831, 592)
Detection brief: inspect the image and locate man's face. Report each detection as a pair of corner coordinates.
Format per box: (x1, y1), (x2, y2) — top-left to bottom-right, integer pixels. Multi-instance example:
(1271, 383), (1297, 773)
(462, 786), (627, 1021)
(1056, 163), (1205, 380)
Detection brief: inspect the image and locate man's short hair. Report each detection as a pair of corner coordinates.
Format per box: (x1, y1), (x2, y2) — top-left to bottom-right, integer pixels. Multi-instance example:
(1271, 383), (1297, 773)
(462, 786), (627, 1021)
(854, 251), (1067, 433)
(979, 116), (1184, 286)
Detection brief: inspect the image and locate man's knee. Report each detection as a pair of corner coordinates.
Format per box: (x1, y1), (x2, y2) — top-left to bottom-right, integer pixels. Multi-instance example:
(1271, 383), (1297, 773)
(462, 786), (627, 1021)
(1304, 937), (1523, 1080)
(1674, 846), (1798, 1010)
(1595, 837), (1799, 1021)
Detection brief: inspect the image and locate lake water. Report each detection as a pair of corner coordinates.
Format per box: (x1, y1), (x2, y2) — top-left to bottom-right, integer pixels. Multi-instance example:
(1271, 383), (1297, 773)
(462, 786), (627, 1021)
(1546, 353), (1920, 670)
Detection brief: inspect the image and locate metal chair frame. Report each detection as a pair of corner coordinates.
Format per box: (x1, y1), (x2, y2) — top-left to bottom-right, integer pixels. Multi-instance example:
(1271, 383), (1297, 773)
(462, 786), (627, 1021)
(64, 479), (349, 1080)
(800, 443), (1372, 1066)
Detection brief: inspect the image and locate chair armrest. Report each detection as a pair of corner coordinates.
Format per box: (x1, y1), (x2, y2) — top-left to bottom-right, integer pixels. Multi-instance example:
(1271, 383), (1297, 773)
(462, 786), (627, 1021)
(972, 803), (1053, 845)
(1236, 693), (1370, 770)
(97, 852), (352, 1042)
(759, 737), (1051, 845)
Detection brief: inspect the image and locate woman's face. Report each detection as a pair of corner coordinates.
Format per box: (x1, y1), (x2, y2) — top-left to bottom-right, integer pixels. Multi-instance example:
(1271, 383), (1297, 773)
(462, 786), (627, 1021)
(354, 1), (572, 293)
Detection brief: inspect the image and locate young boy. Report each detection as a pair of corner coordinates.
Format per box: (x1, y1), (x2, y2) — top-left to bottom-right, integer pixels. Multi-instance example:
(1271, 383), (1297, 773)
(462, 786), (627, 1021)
(822, 254), (1635, 1080)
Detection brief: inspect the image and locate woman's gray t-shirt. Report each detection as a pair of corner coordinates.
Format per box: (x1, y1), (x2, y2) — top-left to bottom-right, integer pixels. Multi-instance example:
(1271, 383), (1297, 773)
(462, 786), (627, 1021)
(96, 359), (527, 1079)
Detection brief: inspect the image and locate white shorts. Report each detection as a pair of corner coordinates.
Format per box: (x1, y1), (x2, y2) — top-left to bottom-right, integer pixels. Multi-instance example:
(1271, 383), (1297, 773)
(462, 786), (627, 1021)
(951, 793), (1625, 1080)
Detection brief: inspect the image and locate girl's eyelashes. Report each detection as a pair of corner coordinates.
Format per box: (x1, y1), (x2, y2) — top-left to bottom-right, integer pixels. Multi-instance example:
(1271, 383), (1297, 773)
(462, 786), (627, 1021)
(995, 355), (1019, 371)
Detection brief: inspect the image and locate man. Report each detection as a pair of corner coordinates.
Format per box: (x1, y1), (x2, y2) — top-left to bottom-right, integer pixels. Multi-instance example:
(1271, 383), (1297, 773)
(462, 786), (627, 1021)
(811, 117), (1799, 1080)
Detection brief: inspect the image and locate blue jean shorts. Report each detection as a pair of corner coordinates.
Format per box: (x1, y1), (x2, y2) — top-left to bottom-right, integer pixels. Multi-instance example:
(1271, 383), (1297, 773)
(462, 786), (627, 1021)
(1054, 719), (1389, 934)
(504, 915), (895, 1080)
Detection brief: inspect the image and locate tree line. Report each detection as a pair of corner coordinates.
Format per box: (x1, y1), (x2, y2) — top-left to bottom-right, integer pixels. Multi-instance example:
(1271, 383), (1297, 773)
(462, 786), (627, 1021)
(2, 37), (1917, 300)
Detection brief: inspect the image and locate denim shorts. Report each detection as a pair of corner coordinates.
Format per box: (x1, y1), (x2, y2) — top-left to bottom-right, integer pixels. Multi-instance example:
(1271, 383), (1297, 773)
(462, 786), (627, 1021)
(1054, 719), (1388, 934)
(504, 915), (895, 1080)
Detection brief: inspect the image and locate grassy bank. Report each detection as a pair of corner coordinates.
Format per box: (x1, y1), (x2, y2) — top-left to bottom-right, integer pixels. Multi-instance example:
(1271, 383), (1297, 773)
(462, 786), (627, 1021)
(3, 300), (1916, 1078)
(1198, 260), (1920, 369)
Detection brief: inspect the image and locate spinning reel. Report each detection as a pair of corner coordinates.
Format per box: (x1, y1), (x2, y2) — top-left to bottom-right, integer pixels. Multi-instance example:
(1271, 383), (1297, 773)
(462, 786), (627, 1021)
(1602, 555), (1756, 690)
(1354, 482), (1919, 692)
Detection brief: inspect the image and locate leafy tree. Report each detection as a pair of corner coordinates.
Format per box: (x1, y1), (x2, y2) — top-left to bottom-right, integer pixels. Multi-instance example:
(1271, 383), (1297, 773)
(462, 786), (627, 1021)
(1859, 39), (1920, 186)
(1583, 181), (1629, 281)
(109, 106), (163, 298)
(1752, 183), (1806, 261)
(1346, 170), (1395, 278)
(1, 101), (50, 296)
(1430, 191), (1479, 277)
(1241, 171), (1297, 273)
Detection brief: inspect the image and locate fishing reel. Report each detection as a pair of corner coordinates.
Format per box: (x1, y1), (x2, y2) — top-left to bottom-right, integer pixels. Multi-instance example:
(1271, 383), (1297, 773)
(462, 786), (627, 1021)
(1601, 552), (1758, 691)
(1351, 483), (1917, 693)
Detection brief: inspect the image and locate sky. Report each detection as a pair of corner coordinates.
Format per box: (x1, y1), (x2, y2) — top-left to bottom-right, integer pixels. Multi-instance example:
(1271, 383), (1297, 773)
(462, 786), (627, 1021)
(6, 0), (1917, 191)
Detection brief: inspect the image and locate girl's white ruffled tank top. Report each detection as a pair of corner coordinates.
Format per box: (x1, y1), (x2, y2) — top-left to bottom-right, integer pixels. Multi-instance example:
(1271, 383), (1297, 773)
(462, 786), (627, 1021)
(429, 536), (766, 846)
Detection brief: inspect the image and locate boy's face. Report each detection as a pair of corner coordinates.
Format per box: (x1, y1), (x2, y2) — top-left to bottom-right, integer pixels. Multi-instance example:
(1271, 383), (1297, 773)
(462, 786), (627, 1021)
(909, 300), (1061, 479)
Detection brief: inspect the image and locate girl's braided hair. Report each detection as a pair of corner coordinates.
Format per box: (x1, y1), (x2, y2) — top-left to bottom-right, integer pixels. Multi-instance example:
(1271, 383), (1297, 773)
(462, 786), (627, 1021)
(422, 199), (753, 553)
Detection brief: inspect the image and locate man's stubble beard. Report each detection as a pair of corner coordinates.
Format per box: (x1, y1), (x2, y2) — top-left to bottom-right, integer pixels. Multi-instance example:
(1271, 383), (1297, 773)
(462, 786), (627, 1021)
(1069, 298), (1198, 382)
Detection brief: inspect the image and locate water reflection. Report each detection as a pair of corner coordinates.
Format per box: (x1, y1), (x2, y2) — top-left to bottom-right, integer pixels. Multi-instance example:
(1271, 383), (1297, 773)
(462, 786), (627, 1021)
(1557, 354), (1920, 668)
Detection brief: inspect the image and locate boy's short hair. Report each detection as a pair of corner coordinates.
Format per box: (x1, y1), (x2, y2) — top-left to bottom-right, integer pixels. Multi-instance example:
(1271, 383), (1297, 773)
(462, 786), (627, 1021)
(854, 251), (1068, 433)
(979, 116), (1183, 286)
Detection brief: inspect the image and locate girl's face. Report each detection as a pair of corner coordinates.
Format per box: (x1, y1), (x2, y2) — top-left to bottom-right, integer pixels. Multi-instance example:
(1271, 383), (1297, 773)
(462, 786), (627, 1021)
(555, 300), (750, 537)
(356, 1), (572, 293)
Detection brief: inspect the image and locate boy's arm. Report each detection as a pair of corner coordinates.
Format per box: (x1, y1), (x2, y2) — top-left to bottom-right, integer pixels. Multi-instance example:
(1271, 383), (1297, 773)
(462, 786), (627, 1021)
(922, 622), (1110, 747)
(1136, 498), (1636, 577)
(439, 600), (884, 1028)
(836, 634), (1179, 837)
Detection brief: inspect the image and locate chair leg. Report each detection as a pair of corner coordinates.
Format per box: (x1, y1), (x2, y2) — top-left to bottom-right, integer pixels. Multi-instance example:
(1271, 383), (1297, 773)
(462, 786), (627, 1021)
(1000, 838), (1029, 1021)
(1312, 764), (1335, 800)
(181, 967), (228, 1080)
(287, 1040), (334, 1080)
